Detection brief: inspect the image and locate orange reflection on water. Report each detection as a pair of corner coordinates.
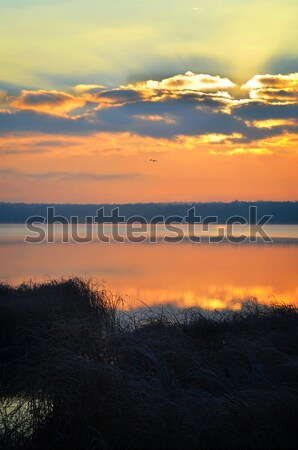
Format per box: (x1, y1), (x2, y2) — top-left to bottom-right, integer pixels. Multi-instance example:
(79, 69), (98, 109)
(0, 239), (297, 310)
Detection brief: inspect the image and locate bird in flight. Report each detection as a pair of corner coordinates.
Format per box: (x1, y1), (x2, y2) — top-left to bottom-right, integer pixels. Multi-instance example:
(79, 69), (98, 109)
(149, 159), (158, 163)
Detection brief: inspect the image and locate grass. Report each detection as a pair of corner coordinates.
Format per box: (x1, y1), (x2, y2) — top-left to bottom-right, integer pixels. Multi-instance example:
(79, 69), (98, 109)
(0, 277), (297, 449)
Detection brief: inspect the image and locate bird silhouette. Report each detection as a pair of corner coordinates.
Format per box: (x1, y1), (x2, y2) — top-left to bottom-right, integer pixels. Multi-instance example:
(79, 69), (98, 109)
(149, 159), (158, 163)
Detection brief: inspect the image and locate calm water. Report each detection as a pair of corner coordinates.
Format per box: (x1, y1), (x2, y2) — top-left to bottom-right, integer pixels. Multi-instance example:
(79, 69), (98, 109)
(0, 224), (297, 310)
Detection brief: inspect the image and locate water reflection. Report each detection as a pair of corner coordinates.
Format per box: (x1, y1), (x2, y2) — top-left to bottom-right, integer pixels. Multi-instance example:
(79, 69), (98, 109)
(0, 225), (297, 310)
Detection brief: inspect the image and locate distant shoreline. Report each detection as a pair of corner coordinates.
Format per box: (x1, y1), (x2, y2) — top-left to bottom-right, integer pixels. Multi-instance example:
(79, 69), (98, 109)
(1, 201), (298, 224)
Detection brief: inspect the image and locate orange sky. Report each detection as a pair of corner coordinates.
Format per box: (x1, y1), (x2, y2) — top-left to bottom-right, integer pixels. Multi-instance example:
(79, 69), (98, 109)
(1, 72), (298, 203)
(1, 1), (298, 203)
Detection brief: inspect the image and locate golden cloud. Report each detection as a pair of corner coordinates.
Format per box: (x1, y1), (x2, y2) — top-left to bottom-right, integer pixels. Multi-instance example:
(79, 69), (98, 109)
(250, 119), (297, 128)
(210, 147), (273, 156)
(134, 114), (176, 124)
(11, 90), (86, 116)
(72, 84), (105, 94)
(242, 73), (298, 104)
(2, 72), (297, 144)
(243, 73), (298, 90)
(123, 71), (235, 96)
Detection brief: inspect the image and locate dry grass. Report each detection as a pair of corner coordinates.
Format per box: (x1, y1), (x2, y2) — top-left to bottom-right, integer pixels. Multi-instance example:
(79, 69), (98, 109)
(0, 277), (297, 449)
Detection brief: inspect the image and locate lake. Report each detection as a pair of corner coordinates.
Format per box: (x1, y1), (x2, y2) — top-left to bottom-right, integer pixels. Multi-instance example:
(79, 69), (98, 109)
(0, 224), (297, 310)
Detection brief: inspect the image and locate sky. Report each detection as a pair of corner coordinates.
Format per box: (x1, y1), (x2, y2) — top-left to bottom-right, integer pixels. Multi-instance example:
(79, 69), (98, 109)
(0, 0), (297, 203)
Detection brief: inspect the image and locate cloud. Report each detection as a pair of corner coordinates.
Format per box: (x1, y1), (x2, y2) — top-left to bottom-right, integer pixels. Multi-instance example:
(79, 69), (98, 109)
(134, 114), (176, 124)
(265, 55), (298, 75)
(90, 89), (145, 107)
(93, 96), (247, 138)
(11, 90), (86, 115)
(0, 148), (49, 155)
(0, 168), (139, 181)
(124, 72), (235, 96)
(0, 109), (94, 134)
(72, 84), (105, 94)
(210, 147), (273, 156)
(248, 119), (297, 129)
(243, 73), (298, 90)
(233, 102), (298, 121)
(242, 73), (298, 104)
(0, 80), (34, 95)
(1, 71), (297, 144)
(248, 88), (298, 103)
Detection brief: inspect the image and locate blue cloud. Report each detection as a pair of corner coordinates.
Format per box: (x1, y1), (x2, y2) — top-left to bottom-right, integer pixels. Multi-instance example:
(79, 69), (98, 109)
(265, 55), (298, 74)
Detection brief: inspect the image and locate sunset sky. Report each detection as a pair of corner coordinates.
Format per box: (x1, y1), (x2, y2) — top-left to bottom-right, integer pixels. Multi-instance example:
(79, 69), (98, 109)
(0, 0), (297, 203)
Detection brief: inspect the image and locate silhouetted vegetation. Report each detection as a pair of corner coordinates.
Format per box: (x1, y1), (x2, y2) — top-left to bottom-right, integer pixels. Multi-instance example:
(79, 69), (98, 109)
(0, 278), (297, 449)
(0, 201), (298, 223)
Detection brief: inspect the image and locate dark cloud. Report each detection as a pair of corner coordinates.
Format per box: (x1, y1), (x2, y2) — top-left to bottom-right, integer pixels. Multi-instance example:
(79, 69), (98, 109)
(0, 80), (34, 96)
(0, 110), (94, 134)
(233, 102), (298, 121)
(0, 97), (296, 143)
(94, 97), (246, 138)
(19, 91), (70, 106)
(91, 89), (144, 105)
(265, 55), (298, 74)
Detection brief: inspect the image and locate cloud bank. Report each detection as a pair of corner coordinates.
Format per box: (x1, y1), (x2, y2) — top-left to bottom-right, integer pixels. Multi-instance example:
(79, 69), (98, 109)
(0, 72), (297, 144)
